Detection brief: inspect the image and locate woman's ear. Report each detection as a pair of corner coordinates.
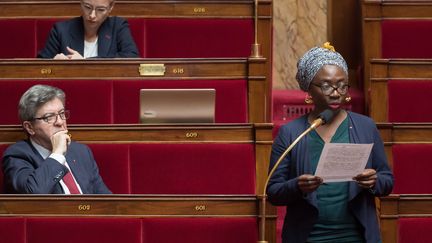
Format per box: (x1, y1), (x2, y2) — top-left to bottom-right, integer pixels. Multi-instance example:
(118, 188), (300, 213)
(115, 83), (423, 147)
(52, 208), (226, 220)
(108, 1), (115, 13)
(23, 121), (35, 136)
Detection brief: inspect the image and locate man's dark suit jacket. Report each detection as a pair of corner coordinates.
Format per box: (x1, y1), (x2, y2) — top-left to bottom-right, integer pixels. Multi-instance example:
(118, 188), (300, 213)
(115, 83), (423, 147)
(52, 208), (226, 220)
(2, 140), (112, 194)
(37, 16), (139, 58)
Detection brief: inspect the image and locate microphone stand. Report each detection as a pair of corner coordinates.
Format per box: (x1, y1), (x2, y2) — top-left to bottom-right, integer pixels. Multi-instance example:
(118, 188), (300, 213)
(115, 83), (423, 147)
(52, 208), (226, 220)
(257, 117), (326, 243)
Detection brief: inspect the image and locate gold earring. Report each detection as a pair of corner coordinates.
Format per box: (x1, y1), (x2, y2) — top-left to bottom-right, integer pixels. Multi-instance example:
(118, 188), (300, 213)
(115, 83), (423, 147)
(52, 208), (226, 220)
(345, 96), (352, 103)
(305, 95), (313, 104)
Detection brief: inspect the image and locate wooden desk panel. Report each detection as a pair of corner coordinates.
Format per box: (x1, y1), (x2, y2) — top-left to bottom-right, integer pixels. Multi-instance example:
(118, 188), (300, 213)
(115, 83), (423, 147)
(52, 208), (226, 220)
(0, 195), (258, 216)
(0, 0), (272, 19)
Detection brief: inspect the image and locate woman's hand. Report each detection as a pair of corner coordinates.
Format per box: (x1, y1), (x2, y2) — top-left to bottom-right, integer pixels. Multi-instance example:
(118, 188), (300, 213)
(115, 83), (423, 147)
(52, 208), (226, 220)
(353, 169), (377, 189)
(298, 174), (323, 193)
(66, 46), (84, 59)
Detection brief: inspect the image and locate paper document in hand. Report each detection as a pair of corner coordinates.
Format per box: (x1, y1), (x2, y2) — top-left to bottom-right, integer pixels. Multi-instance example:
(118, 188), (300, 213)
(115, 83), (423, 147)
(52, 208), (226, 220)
(314, 143), (373, 182)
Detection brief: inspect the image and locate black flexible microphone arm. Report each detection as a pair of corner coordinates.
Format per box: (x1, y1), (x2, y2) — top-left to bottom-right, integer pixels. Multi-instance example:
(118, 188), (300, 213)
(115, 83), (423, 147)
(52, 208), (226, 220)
(258, 109), (333, 243)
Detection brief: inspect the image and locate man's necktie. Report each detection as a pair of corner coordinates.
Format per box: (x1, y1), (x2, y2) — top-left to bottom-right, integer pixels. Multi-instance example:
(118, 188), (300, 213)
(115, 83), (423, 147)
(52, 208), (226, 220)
(62, 170), (80, 194)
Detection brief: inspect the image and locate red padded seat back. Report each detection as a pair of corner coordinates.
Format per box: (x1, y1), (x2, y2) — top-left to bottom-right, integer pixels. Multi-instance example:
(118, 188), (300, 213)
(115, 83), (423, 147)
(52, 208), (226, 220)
(0, 144), (9, 192)
(382, 20), (432, 58)
(112, 79), (248, 123)
(0, 80), (113, 125)
(87, 144), (130, 194)
(398, 218), (432, 243)
(26, 217), (142, 243)
(129, 143), (255, 194)
(142, 218), (258, 243)
(35, 19), (64, 55)
(126, 18), (145, 57)
(0, 218), (25, 243)
(143, 19), (254, 58)
(392, 144), (432, 194)
(388, 80), (432, 122)
(0, 20), (36, 58)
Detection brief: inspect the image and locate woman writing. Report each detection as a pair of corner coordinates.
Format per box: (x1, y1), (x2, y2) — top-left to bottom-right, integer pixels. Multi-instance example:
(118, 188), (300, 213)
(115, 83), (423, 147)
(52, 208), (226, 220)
(38, 0), (139, 59)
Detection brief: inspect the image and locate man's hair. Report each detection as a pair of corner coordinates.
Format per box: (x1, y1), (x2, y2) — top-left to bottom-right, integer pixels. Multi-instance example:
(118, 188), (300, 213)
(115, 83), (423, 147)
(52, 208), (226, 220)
(18, 84), (65, 122)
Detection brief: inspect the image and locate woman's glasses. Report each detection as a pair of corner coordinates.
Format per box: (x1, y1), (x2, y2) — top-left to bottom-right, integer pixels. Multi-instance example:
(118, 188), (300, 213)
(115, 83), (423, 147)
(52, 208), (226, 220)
(80, 2), (111, 16)
(311, 82), (350, 96)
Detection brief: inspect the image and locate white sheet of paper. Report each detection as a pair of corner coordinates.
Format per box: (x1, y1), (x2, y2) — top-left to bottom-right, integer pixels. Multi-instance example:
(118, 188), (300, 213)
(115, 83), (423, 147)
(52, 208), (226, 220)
(314, 143), (373, 182)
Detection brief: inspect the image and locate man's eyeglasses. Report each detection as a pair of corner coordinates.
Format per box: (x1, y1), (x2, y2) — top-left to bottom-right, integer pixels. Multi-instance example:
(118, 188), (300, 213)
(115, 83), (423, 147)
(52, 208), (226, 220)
(311, 82), (350, 96)
(33, 110), (70, 124)
(81, 2), (111, 16)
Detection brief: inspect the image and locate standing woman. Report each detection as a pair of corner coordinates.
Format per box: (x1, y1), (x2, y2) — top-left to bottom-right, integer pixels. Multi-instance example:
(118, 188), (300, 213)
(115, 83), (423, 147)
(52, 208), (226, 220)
(38, 0), (139, 59)
(267, 43), (393, 243)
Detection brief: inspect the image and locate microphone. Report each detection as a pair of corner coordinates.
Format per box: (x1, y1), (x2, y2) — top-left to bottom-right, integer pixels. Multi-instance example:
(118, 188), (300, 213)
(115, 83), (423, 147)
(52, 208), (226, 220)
(257, 109), (334, 243)
(310, 109), (333, 129)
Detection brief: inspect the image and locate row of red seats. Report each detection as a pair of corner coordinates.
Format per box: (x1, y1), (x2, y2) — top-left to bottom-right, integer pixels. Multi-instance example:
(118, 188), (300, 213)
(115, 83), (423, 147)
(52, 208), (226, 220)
(0, 18), (253, 58)
(0, 79), (248, 125)
(0, 142), (256, 194)
(362, 2), (432, 242)
(0, 217), (257, 243)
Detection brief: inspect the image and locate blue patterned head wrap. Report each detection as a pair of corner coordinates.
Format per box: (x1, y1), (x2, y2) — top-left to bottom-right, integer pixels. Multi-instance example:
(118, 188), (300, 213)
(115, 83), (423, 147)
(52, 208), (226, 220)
(295, 42), (348, 91)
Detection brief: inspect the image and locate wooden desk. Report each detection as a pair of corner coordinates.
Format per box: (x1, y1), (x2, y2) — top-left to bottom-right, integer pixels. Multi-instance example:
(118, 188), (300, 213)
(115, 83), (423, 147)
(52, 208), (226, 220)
(0, 58), (269, 123)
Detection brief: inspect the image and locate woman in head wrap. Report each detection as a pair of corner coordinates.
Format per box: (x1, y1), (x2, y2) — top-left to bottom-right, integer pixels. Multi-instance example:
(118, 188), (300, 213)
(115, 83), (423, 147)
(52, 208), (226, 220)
(266, 43), (393, 243)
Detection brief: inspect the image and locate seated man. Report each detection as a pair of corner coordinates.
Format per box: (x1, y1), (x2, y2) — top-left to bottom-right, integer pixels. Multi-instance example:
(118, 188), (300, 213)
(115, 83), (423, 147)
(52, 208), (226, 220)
(2, 85), (111, 194)
(38, 0), (139, 59)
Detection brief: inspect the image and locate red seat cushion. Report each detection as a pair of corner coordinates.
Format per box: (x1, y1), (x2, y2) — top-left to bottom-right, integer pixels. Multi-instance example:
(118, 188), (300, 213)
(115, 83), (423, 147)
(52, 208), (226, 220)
(126, 18), (145, 57)
(0, 80), (113, 125)
(129, 144), (255, 194)
(36, 19), (64, 55)
(0, 144), (9, 192)
(0, 218), (25, 243)
(87, 144), (130, 194)
(0, 20), (36, 58)
(142, 217), (258, 243)
(382, 20), (432, 58)
(398, 218), (432, 243)
(388, 80), (432, 122)
(112, 79), (248, 123)
(392, 144), (432, 194)
(143, 19), (253, 58)
(26, 217), (142, 243)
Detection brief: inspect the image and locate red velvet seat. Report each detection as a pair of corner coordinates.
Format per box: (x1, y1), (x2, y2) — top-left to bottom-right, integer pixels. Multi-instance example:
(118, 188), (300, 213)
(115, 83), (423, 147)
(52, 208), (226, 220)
(129, 143), (255, 194)
(398, 218), (432, 243)
(0, 144), (9, 192)
(382, 20), (432, 58)
(142, 217), (258, 243)
(35, 19), (64, 55)
(0, 217), (25, 243)
(0, 80), (113, 125)
(26, 217), (142, 243)
(392, 144), (432, 194)
(143, 19), (254, 58)
(0, 20), (36, 58)
(126, 18), (145, 57)
(87, 144), (130, 194)
(388, 80), (432, 122)
(112, 79), (248, 124)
